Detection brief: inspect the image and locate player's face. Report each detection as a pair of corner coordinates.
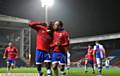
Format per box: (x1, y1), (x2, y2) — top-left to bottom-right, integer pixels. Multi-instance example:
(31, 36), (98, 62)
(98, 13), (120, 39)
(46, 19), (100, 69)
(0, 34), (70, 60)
(53, 21), (59, 30)
(88, 45), (91, 49)
(8, 42), (13, 47)
(53, 21), (62, 31)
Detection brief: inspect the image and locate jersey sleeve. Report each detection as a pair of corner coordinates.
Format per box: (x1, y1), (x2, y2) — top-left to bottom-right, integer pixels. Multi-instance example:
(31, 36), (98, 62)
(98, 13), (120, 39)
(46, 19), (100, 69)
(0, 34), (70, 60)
(61, 32), (69, 46)
(28, 21), (45, 31)
(93, 46), (96, 50)
(50, 42), (56, 48)
(99, 45), (104, 50)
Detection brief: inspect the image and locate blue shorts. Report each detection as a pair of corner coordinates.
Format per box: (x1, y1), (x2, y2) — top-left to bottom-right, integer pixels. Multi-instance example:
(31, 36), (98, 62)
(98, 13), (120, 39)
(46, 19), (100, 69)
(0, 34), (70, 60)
(35, 49), (51, 64)
(7, 59), (15, 65)
(52, 52), (67, 65)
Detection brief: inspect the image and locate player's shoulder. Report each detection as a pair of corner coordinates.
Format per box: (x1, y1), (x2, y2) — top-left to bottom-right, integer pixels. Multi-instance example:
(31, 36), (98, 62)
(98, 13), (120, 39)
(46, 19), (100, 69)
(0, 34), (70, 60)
(94, 44), (103, 47)
(93, 45), (96, 48)
(5, 47), (9, 50)
(12, 47), (17, 50)
(39, 26), (47, 30)
(61, 30), (69, 35)
(98, 44), (104, 48)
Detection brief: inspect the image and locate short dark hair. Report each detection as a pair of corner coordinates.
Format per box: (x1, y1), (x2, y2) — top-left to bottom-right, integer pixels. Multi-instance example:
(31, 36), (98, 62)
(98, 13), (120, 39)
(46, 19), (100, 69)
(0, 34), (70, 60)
(95, 41), (100, 44)
(48, 21), (54, 29)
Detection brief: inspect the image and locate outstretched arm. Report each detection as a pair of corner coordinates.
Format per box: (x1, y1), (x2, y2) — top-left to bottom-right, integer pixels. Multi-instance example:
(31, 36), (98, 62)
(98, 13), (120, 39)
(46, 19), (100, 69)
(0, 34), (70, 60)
(28, 21), (46, 31)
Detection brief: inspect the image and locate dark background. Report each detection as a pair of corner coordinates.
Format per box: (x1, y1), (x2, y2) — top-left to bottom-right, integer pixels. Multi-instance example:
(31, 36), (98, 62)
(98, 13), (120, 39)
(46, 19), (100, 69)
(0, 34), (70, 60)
(0, 0), (120, 38)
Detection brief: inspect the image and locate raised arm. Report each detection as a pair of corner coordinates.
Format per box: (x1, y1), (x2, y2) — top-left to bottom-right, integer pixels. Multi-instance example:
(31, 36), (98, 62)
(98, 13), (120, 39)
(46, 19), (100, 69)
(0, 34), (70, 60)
(28, 21), (46, 31)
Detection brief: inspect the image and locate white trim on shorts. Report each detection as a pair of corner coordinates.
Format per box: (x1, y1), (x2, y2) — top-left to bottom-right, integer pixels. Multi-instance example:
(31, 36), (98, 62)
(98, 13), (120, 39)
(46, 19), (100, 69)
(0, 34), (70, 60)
(11, 63), (15, 65)
(36, 60), (51, 64)
(52, 61), (59, 64)
(36, 62), (42, 64)
(7, 61), (9, 64)
(44, 60), (51, 62)
(52, 61), (66, 65)
(59, 62), (66, 65)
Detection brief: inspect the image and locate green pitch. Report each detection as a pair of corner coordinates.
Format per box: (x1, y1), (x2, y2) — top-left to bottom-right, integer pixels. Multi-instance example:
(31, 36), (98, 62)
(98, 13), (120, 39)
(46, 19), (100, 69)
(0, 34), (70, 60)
(0, 67), (120, 76)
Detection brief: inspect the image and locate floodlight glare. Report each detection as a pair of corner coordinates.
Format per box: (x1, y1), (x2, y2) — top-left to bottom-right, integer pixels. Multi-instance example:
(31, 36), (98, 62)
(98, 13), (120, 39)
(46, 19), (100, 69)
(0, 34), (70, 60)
(41, 0), (54, 7)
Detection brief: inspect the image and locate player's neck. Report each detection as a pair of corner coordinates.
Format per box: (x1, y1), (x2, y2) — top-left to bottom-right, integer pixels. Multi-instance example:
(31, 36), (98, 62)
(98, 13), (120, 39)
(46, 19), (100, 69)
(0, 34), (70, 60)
(56, 29), (64, 32)
(8, 46), (13, 48)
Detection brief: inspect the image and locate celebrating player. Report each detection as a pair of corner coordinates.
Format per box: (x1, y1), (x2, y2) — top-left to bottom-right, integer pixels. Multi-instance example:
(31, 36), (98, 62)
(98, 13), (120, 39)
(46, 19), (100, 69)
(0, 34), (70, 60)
(50, 21), (69, 76)
(3, 42), (18, 71)
(84, 45), (95, 74)
(93, 41), (106, 76)
(28, 21), (53, 76)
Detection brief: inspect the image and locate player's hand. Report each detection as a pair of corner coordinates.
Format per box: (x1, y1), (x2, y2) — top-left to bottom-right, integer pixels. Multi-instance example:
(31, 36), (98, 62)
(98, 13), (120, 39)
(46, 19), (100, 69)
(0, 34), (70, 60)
(3, 56), (6, 59)
(56, 42), (61, 46)
(15, 56), (18, 59)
